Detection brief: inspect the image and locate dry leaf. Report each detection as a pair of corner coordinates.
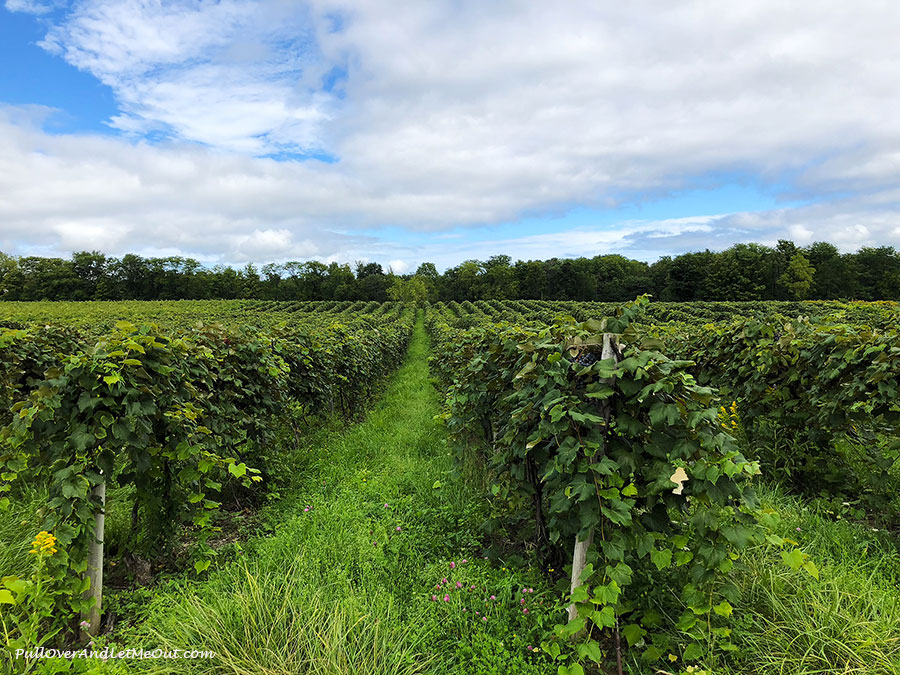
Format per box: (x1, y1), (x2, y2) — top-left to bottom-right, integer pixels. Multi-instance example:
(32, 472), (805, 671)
(669, 467), (688, 495)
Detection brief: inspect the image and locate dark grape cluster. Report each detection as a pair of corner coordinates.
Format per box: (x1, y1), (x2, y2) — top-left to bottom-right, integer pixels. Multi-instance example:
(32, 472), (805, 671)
(575, 351), (598, 367)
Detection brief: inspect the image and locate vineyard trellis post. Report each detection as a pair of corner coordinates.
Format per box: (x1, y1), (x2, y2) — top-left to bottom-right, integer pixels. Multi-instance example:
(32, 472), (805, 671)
(81, 477), (105, 640)
(567, 332), (618, 623)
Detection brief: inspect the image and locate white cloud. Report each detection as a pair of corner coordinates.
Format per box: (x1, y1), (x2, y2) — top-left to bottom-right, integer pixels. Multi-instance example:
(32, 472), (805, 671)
(3, 1), (900, 266)
(387, 259), (409, 274)
(5, 0), (57, 14)
(39, 0), (331, 153)
(228, 228), (318, 260)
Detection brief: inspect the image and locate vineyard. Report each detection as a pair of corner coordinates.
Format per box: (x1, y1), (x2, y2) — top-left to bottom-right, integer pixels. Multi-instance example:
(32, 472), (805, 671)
(2, 298), (900, 674)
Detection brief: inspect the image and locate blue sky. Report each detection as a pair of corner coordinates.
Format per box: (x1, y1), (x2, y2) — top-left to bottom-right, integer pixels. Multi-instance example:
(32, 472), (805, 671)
(0, 7), (117, 133)
(1, 1), (898, 272)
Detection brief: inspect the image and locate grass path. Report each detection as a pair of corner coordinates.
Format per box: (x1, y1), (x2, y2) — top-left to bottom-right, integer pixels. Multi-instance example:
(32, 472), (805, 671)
(114, 314), (553, 675)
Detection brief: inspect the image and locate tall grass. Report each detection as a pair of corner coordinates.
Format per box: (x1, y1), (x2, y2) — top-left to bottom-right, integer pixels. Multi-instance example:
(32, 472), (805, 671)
(139, 561), (432, 675)
(720, 485), (900, 674)
(0, 484), (46, 578)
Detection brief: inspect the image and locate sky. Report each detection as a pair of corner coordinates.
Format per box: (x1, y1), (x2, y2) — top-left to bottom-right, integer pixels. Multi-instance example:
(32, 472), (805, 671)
(1, 2), (900, 273)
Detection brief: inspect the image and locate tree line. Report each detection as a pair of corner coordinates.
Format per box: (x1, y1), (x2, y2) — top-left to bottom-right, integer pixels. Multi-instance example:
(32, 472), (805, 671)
(1, 241), (898, 303)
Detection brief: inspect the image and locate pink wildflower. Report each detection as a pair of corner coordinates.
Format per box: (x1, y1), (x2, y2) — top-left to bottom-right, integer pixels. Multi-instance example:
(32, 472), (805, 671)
(481, 616), (487, 622)
(520, 598), (525, 604)
(456, 581), (462, 589)
(442, 578), (448, 584)
(431, 595), (437, 601)
(396, 526), (402, 531)
(490, 595), (496, 600)
(461, 559), (468, 564)
(450, 562), (456, 569)
(443, 595), (450, 602)
(523, 608), (529, 614)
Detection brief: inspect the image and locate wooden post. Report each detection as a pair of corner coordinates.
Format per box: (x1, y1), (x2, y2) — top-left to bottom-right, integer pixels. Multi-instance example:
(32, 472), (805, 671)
(81, 479), (105, 640)
(568, 529), (594, 622)
(568, 333), (617, 623)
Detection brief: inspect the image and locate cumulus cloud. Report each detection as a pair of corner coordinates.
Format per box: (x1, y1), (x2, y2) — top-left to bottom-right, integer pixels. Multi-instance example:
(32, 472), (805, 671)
(2, 1), (900, 266)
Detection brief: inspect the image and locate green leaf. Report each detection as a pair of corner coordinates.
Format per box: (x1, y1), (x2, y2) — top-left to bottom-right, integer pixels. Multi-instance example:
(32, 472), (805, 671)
(675, 611), (697, 631)
(3, 577), (28, 594)
(576, 640), (604, 664)
(713, 600), (733, 617)
(621, 623), (647, 647)
(802, 559), (820, 580)
(781, 548), (804, 571)
(683, 642), (704, 660)
(0, 589), (15, 604)
(591, 580), (620, 605)
(650, 548), (672, 570)
(590, 605), (616, 628)
(570, 585), (590, 604)
(560, 617), (585, 637)
(227, 463), (247, 478)
(432, 480), (442, 489)
(549, 404), (566, 423)
(515, 362), (535, 379)
(642, 645), (663, 662)
(194, 559), (211, 574)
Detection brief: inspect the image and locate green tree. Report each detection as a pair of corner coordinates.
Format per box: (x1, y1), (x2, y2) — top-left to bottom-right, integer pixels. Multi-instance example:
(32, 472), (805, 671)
(0, 252), (20, 299)
(477, 255), (517, 299)
(414, 262), (439, 300)
(71, 251), (109, 300)
(805, 242), (851, 299)
(387, 275), (428, 305)
(513, 260), (547, 299)
(777, 252), (815, 299)
(702, 245), (767, 300)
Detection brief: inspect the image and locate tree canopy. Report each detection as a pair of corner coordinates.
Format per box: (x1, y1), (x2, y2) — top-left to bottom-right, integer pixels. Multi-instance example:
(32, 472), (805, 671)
(1, 241), (897, 302)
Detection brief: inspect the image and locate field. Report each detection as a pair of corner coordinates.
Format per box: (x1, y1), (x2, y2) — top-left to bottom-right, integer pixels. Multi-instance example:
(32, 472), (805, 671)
(2, 298), (900, 675)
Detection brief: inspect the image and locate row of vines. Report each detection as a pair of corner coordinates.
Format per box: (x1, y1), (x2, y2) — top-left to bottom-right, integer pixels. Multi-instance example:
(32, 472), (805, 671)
(426, 296), (899, 673)
(0, 301), (414, 657)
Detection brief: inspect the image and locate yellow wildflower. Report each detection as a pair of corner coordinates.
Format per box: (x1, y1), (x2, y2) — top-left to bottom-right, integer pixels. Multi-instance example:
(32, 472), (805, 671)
(668, 653), (678, 662)
(29, 531), (58, 556)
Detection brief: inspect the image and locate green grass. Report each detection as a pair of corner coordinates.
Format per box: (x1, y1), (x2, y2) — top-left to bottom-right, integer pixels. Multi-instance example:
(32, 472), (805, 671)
(721, 485), (900, 675)
(0, 484), (46, 578)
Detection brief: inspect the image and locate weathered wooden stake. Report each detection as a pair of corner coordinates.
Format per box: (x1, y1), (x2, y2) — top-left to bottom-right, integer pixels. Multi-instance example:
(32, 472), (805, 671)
(81, 479), (105, 640)
(567, 333), (617, 623)
(568, 529), (594, 622)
